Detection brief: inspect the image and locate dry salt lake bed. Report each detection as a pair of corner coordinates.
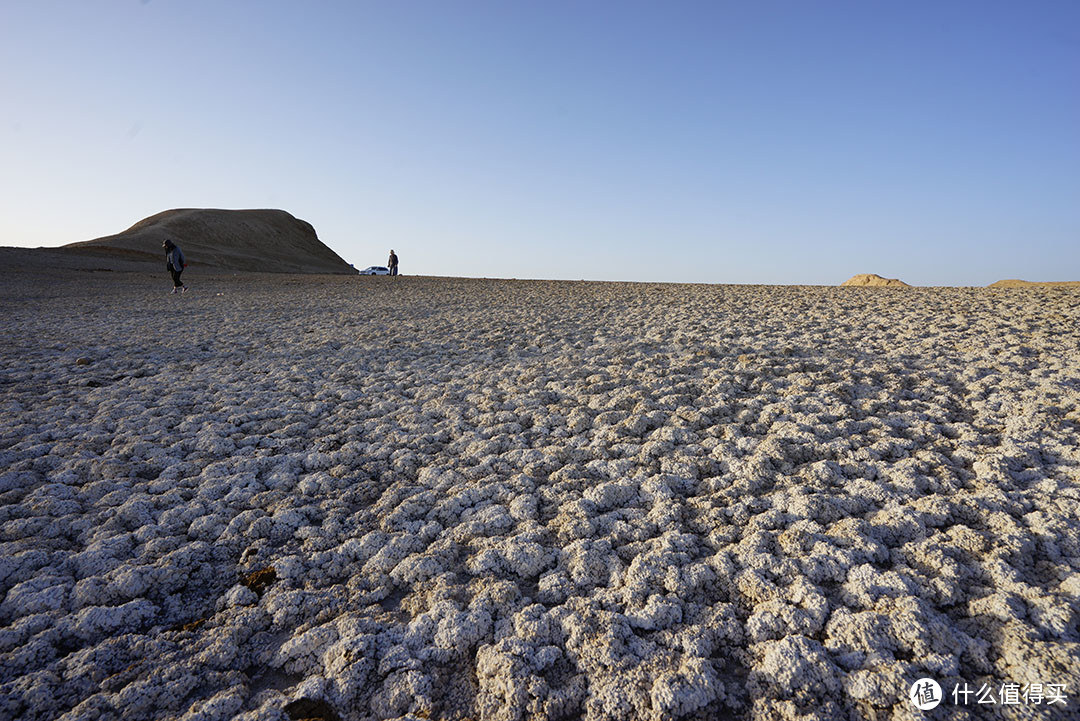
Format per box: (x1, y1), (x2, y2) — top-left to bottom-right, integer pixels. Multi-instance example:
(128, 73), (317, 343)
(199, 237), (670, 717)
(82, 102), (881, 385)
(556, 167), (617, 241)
(1, 270), (1079, 721)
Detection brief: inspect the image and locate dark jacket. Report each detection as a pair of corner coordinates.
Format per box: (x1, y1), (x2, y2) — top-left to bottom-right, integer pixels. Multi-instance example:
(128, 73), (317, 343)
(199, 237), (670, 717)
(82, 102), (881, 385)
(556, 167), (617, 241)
(165, 241), (185, 272)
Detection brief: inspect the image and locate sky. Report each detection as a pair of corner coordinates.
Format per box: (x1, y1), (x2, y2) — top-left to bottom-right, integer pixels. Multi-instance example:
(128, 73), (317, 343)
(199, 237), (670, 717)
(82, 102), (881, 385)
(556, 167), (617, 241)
(1, 1), (1077, 285)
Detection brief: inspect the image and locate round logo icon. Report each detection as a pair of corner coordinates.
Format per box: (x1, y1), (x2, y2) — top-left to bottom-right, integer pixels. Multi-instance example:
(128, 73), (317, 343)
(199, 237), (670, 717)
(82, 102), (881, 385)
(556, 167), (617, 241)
(910, 678), (942, 710)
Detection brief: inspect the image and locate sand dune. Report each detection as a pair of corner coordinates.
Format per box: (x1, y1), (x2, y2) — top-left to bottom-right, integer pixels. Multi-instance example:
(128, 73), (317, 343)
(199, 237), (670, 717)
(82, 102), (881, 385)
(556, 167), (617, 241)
(1, 271), (1078, 720)
(57, 208), (356, 274)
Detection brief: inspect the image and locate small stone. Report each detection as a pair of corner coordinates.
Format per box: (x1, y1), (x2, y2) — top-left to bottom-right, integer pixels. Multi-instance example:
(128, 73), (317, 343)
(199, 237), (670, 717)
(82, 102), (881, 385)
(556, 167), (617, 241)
(224, 584), (257, 607)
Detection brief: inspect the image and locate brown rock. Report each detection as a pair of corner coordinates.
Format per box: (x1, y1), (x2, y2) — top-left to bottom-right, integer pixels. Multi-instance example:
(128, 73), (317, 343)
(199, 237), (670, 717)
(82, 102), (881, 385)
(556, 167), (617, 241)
(240, 566), (277, 595)
(840, 273), (911, 288)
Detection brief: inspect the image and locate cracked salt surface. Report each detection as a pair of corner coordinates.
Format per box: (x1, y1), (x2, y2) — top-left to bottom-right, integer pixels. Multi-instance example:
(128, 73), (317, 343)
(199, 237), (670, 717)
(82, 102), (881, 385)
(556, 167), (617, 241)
(1, 271), (1078, 720)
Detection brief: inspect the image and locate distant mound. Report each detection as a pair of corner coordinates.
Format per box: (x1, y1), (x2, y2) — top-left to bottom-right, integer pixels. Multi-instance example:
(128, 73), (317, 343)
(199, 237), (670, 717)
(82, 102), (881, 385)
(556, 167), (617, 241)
(61, 209), (356, 274)
(988, 279), (1080, 288)
(840, 273), (911, 288)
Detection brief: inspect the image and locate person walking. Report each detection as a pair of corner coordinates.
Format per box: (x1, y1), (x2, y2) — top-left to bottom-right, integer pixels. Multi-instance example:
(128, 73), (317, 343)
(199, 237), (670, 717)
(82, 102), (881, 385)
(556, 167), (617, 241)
(388, 249), (399, 276)
(163, 239), (187, 293)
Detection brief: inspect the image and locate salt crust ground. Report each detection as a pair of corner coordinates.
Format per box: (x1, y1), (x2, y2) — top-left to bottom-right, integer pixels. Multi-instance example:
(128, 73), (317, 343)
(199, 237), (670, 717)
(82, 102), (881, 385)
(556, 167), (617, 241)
(1, 270), (1078, 721)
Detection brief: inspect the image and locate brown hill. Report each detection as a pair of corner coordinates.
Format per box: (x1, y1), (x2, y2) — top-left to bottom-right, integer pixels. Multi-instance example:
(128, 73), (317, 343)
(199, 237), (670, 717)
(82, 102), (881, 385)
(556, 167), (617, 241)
(840, 273), (911, 288)
(988, 279), (1080, 288)
(60, 209), (356, 274)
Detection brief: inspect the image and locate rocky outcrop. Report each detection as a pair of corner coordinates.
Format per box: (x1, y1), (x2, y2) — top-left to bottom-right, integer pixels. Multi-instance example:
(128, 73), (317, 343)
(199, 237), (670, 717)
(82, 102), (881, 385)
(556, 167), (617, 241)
(60, 208), (356, 274)
(840, 273), (911, 288)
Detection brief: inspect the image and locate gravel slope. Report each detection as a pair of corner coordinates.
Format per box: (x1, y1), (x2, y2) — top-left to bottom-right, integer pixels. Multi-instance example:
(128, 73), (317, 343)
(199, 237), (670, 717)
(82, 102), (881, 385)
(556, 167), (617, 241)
(1, 271), (1078, 721)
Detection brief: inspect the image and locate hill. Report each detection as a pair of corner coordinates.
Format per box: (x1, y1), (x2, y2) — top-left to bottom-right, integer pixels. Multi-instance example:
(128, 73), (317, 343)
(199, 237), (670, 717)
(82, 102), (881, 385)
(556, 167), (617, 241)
(840, 273), (911, 288)
(60, 208), (356, 274)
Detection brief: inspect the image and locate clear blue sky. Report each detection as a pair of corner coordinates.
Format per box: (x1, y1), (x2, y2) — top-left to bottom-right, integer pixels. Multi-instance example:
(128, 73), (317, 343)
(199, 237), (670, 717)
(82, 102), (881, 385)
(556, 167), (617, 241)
(1, 1), (1077, 285)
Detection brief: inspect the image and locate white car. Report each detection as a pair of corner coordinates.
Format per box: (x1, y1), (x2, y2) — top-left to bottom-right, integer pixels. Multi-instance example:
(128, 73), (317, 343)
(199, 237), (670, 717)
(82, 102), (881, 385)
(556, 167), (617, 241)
(358, 266), (390, 275)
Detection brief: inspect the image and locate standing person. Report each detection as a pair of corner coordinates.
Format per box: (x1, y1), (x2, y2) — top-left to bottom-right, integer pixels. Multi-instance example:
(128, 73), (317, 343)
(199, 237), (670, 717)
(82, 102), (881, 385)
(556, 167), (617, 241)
(163, 239), (187, 293)
(388, 249), (399, 276)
